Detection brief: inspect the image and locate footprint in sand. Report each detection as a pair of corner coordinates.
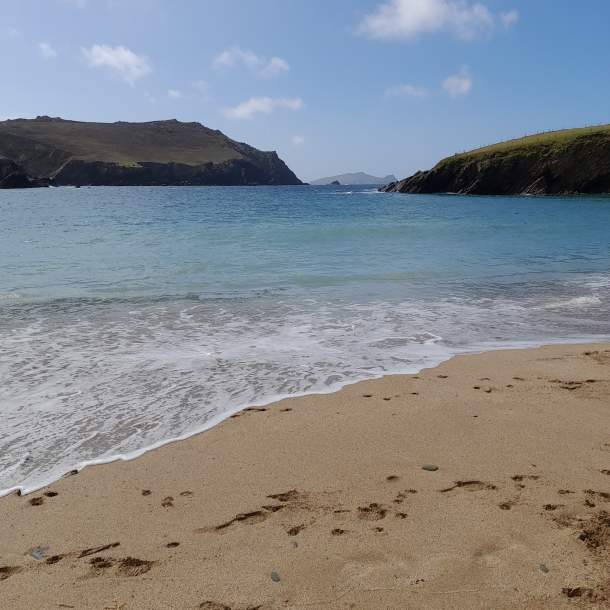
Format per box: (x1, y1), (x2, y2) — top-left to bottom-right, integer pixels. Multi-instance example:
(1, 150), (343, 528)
(79, 542), (120, 558)
(0, 566), (22, 580)
(393, 489), (417, 504)
(584, 489), (610, 502)
(287, 524), (305, 536)
(578, 512), (610, 550)
(511, 475), (540, 483)
(29, 497), (44, 506)
(116, 557), (154, 577)
(440, 480), (497, 493)
(215, 511), (269, 530)
(89, 556), (115, 573)
(357, 503), (387, 521)
(45, 554), (65, 565)
(267, 489), (302, 502)
(161, 496), (174, 507)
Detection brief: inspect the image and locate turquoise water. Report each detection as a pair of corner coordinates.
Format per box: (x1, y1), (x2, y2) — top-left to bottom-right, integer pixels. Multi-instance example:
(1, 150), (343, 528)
(1, 185), (610, 493)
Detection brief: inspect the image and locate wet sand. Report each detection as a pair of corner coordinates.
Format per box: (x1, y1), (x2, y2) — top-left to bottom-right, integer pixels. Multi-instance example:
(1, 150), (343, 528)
(1, 343), (609, 609)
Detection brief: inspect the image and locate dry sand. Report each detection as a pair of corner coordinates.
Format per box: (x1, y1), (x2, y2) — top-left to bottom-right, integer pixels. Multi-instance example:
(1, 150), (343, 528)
(1, 343), (610, 609)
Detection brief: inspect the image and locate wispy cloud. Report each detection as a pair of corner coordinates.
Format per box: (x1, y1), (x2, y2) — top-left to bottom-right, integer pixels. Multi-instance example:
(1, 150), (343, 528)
(442, 66), (472, 97)
(82, 44), (151, 85)
(358, 0), (516, 41)
(1, 27), (21, 40)
(385, 83), (428, 97)
(500, 9), (519, 28)
(223, 96), (303, 120)
(38, 42), (58, 60)
(190, 80), (212, 102)
(168, 89), (182, 99)
(213, 46), (289, 78)
(291, 135), (305, 146)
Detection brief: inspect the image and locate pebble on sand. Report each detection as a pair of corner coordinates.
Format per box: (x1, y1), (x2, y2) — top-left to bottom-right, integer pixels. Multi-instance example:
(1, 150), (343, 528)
(422, 464), (439, 472)
(271, 571), (281, 582)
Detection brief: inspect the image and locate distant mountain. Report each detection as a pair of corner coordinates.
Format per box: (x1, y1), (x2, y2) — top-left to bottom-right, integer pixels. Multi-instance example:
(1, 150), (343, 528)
(0, 116), (302, 188)
(383, 124), (610, 196)
(311, 171), (396, 186)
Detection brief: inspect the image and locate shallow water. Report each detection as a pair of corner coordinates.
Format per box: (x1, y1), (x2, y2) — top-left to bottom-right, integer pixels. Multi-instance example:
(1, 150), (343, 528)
(1, 185), (609, 493)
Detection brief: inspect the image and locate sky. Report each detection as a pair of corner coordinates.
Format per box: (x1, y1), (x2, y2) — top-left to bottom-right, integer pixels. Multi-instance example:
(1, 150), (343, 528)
(2, 0), (610, 182)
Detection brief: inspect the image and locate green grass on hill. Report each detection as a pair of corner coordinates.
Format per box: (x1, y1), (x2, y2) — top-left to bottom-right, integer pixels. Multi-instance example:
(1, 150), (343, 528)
(443, 124), (610, 165)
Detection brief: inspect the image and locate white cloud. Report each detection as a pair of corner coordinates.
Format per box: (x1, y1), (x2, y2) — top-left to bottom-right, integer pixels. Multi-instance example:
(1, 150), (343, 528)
(442, 66), (472, 97)
(213, 46), (290, 78)
(82, 44), (151, 85)
(500, 9), (519, 28)
(358, 0), (497, 41)
(1, 27), (21, 39)
(223, 96), (303, 120)
(385, 83), (428, 97)
(260, 56), (290, 78)
(291, 135), (305, 146)
(38, 42), (57, 60)
(168, 89), (182, 99)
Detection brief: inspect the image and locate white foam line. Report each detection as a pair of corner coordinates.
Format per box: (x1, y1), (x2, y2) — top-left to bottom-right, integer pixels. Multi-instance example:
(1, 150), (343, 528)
(2, 333), (608, 498)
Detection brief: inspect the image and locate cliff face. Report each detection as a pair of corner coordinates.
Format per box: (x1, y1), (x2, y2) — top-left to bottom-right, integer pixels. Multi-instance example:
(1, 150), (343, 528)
(383, 127), (610, 196)
(0, 117), (302, 188)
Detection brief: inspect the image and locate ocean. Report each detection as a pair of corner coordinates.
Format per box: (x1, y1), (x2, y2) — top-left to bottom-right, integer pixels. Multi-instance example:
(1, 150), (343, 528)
(1, 185), (609, 495)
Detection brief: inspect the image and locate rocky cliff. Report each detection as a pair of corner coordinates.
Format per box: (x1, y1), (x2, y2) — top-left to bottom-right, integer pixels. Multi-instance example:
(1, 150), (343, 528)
(383, 126), (610, 196)
(0, 117), (302, 188)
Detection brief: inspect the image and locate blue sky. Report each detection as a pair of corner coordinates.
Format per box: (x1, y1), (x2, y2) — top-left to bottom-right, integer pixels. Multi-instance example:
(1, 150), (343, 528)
(2, 0), (609, 181)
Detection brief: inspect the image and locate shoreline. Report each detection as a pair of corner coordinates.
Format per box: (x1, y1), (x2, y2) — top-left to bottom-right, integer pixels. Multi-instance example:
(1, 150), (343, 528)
(1, 341), (609, 609)
(4, 335), (609, 499)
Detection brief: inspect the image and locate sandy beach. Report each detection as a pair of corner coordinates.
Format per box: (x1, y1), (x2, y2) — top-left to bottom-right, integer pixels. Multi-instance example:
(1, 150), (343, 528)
(1, 342), (609, 609)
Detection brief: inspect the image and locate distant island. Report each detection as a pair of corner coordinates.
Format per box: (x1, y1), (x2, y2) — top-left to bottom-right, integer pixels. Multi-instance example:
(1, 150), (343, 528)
(311, 171), (396, 186)
(382, 125), (610, 196)
(0, 117), (302, 188)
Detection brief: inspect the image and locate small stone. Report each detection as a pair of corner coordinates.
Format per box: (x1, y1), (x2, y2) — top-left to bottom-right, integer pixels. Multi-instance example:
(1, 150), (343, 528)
(539, 563), (549, 574)
(422, 464), (439, 472)
(271, 571), (281, 582)
(29, 546), (49, 561)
